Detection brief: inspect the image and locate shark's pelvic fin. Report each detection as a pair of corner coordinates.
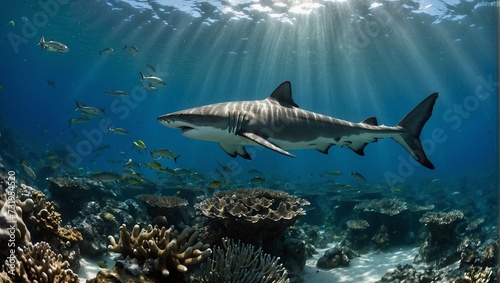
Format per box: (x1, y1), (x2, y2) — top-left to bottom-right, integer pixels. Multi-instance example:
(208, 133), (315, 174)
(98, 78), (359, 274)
(267, 81), (299, 108)
(238, 132), (296, 158)
(219, 143), (251, 159)
(393, 92), (438, 170)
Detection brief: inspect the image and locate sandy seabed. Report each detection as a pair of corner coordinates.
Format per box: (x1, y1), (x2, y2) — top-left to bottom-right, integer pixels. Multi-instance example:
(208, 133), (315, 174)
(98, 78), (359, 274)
(78, 245), (423, 283)
(303, 244), (422, 283)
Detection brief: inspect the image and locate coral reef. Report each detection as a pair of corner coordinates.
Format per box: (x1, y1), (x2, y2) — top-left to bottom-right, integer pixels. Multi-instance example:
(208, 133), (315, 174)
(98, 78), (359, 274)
(71, 198), (148, 256)
(371, 225), (389, 251)
(0, 241), (79, 283)
(355, 198), (407, 216)
(316, 245), (356, 270)
(29, 190), (83, 244)
(344, 219), (370, 250)
(106, 223), (212, 281)
(195, 188), (309, 251)
(135, 194), (191, 227)
(191, 237), (289, 283)
(416, 210), (464, 266)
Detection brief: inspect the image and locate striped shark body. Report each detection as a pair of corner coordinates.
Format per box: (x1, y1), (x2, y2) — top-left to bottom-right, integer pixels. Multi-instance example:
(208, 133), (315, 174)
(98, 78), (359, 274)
(157, 81), (438, 169)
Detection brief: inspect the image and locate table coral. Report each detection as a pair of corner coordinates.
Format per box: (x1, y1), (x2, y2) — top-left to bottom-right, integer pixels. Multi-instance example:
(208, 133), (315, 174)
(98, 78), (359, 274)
(195, 188), (309, 251)
(108, 224), (212, 278)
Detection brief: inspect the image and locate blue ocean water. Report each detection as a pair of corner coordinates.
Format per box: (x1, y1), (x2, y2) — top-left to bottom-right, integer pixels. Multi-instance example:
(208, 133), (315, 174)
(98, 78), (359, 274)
(0, 0), (497, 191)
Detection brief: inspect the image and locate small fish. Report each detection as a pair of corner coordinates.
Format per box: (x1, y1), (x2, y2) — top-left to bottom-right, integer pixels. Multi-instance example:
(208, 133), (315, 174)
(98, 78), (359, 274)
(351, 172), (366, 182)
(43, 153), (58, 159)
(451, 191), (460, 195)
(123, 45), (139, 55)
(133, 140), (147, 149)
(323, 170), (343, 176)
(207, 180), (224, 189)
(123, 159), (140, 169)
(93, 144), (110, 155)
(104, 90), (127, 96)
(96, 261), (108, 268)
(217, 162), (233, 174)
(150, 148), (179, 163)
(74, 101), (104, 116)
(46, 79), (56, 87)
(393, 188), (404, 193)
(50, 161), (63, 169)
(250, 177), (266, 184)
(144, 160), (163, 170)
(139, 72), (165, 86)
(248, 169), (262, 175)
(100, 48), (114, 55)
(8, 20), (14, 26)
(38, 36), (69, 53)
(107, 127), (129, 135)
(143, 84), (158, 92)
(68, 117), (90, 127)
(20, 159), (36, 178)
(145, 64), (156, 73)
(91, 171), (121, 183)
(161, 167), (176, 175)
(123, 177), (141, 185)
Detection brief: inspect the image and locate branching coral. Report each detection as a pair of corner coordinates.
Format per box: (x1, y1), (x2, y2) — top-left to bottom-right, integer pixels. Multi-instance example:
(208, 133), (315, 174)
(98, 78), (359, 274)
(108, 224), (212, 277)
(192, 238), (289, 283)
(0, 241), (78, 283)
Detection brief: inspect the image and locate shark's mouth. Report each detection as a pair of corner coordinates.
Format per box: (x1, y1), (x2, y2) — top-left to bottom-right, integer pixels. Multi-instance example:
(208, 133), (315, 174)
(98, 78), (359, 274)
(179, 126), (194, 133)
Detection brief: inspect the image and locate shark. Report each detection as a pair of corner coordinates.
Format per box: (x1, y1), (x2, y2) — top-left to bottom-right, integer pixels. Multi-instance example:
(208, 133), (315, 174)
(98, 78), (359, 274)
(157, 81), (438, 169)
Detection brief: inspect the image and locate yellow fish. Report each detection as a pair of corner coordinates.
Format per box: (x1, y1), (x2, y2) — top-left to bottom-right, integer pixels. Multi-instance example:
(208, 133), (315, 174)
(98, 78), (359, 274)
(133, 140), (147, 150)
(350, 172), (366, 182)
(20, 160), (36, 178)
(207, 180), (224, 189)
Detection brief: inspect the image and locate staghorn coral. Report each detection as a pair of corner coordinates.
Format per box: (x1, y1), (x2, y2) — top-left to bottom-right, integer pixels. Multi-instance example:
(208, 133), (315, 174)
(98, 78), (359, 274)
(195, 188), (309, 251)
(192, 237), (289, 283)
(0, 241), (78, 283)
(107, 223), (212, 279)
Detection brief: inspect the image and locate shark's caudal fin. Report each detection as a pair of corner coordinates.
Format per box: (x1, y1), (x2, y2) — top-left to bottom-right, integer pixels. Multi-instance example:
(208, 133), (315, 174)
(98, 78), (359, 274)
(392, 93), (438, 170)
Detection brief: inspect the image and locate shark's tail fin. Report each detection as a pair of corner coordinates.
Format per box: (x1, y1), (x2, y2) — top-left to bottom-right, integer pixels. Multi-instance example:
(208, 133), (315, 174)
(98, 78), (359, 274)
(392, 93), (438, 170)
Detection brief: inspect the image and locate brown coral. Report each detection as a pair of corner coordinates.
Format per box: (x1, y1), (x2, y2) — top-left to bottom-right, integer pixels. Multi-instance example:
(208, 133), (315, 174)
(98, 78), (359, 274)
(0, 241), (79, 283)
(135, 194), (190, 227)
(354, 198), (407, 216)
(108, 224), (212, 278)
(32, 191), (83, 243)
(194, 188), (309, 253)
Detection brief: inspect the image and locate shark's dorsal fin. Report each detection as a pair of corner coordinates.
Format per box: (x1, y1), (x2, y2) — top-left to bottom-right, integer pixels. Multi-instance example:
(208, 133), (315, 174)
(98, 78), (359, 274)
(267, 81), (299, 108)
(361, 116), (378, 126)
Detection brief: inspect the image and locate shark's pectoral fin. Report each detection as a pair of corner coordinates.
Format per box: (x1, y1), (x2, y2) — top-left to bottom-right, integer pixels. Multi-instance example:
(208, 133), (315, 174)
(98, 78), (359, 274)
(219, 143), (252, 160)
(238, 132), (295, 158)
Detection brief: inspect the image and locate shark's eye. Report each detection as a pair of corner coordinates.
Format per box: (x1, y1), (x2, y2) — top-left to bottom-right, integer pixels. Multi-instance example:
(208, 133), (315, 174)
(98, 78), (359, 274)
(179, 114), (184, 118)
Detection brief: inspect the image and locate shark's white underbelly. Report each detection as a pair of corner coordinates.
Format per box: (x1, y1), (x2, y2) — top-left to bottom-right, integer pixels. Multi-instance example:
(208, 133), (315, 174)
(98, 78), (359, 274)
(183, 126), (398, 151)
